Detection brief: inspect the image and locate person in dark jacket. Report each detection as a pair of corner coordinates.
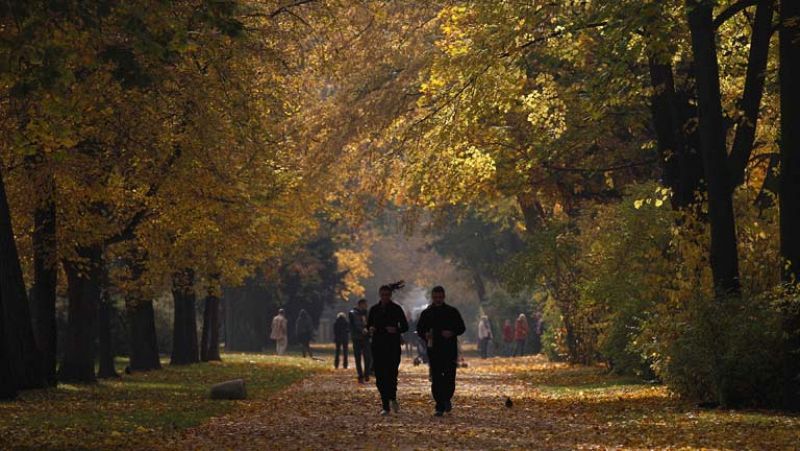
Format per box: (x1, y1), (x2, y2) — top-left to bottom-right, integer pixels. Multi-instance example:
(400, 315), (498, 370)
(334, 312), (349, 369)
(295, 309), (314, 358)
(349, 299), (372, 383)
(416, 286), (466, 416)
(368, 284), (409, 415)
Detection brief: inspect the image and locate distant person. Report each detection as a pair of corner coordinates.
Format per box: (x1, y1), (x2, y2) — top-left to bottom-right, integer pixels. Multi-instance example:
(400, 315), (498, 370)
(514, 313), (529, 357)
(368, 283), (409, 415)
(295, 309), (314, 358)
(404, 311), (415, 358)
(349, 299), (372, 383)
(270, 309), (288, 355)
(502, 319), (514, 356)
(416, 286), (466, 417)
(477, 315), (493, 359)
(334, 312), (350, 369)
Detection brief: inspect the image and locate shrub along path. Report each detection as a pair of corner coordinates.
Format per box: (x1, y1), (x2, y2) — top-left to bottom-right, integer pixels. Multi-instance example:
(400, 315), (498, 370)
(169, 355), (800, 450)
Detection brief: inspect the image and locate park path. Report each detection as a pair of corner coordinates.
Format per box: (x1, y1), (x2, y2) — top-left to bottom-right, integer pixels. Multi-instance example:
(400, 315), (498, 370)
(166, 354), (800, 450)
(168, 355), (572, 450)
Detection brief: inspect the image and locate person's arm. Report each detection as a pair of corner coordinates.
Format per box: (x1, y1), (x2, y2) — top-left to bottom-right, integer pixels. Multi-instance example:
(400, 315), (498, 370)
(416, 311), (427, 341)
(367, 306), (376, 333)
(397, 306), (409, 334)
(453, 309), (466, 337)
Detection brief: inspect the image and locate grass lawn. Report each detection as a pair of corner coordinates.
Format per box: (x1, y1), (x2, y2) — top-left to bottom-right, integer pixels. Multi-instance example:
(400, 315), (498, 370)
(0, 353), (326, 450)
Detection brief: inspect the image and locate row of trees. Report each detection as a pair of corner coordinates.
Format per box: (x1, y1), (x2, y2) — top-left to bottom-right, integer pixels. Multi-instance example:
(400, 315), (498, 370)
(0, 0), (358, 399)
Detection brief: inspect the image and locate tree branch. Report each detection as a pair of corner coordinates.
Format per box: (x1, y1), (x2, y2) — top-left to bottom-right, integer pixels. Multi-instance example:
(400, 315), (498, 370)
(713, 0), (759, 29)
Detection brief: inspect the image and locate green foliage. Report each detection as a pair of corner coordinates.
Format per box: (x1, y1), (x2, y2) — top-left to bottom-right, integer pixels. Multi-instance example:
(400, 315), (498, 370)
(642, 291), (785, 407)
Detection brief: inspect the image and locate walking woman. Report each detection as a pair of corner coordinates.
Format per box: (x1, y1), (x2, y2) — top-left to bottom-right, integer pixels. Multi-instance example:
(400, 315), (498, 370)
(513, 314), (528, 357)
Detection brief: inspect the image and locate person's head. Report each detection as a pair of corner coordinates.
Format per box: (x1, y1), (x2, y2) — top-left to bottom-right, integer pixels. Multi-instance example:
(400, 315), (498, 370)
(278, 308), (285, 316)
(431, 286), (445, 305)
(299, 309), (308, 317)
(481, 315), (488, 322)
(379, 285), (392, 303)
(517, 313), (526, 321)
(337, 312), (346, 319)
(357, 298), (368, 309)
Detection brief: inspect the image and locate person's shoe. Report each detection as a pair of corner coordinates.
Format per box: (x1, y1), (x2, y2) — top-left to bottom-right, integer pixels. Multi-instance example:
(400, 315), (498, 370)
(357, 377), (364, 384)
(391, 399), (400, 413)
(364, 376), (370, 382)
(380, 409), (390, 416)
(434, 410), (444, 417)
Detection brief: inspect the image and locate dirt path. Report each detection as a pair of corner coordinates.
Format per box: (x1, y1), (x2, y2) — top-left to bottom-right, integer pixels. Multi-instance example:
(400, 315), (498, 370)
(169, 355), (800, 450)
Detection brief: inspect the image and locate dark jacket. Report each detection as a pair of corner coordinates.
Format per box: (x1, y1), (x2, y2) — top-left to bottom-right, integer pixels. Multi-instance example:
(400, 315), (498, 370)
(416, 303), (466, 364)
(295, 313), (314, 342)
(367, 301), (409, 344)
(349, 307), (369, 340)
(334, 316), (349, 343)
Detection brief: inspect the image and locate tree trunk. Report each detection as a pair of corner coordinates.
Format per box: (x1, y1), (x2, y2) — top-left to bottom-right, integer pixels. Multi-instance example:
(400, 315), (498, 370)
(171, 269), (199, 365)
(472, 272), (488, 305)
(127, 299), (162, 371)
(686, 0), (741, 297)
(647, 59), (705, 208)
(0, 166), (44, 390)
(59, 244), (103, 383)
(780, 0), (800, 411)
(30, 177), (57, 386)
(96, 262), (119, 379)
(728, 0), (775, 187)
(0, 167), (18, 398)
(200, 292), (221, 362)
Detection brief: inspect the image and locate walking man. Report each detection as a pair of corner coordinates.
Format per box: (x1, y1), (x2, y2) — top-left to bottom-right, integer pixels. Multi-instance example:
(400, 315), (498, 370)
(416, 286), (465, 416)
(334, 312), (350, 369)
(349, 299), (372, 383)
(270, 309), (288, 355)
(368, 285), (409, 415)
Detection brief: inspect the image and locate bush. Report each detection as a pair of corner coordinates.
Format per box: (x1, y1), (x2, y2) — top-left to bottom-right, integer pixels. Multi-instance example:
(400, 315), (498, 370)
(642, 292), (785, 407)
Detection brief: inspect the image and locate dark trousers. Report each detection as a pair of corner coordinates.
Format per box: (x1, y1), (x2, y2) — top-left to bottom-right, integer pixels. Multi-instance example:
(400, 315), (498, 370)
(430, 359), (457, 412)
(478, 337), (491, 358)
(335, 340), (349, 368)
(514, 339), (525, 357)
(353, 338), (372, 379)
(372, 339), (401, 408)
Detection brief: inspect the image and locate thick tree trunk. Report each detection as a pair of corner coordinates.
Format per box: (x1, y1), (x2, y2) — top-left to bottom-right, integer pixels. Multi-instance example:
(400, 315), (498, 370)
(647, 59), (705, 208)
(171, 269), (199, 365)
(686, 0), (741, 297)
(124, 252), (161, 372)
(200, 292), (221, 362)
(127, 299), (161, 371)
(779, 0), (800, 411)
(60, 244), (103, 383)
(0, 167), (18, 398)
(30, 179), (57, 386)
(0, 166), (44, 390)
(97, 261), (119, 379)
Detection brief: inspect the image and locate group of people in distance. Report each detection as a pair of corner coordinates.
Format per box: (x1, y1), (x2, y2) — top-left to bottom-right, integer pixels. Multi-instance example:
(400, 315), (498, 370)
(270, 284), (466, 417)
(477, 313), (532, 358)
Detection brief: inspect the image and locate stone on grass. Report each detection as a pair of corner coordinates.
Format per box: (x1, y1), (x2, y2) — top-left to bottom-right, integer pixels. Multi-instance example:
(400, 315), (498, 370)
(210, 379), (247, 400)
